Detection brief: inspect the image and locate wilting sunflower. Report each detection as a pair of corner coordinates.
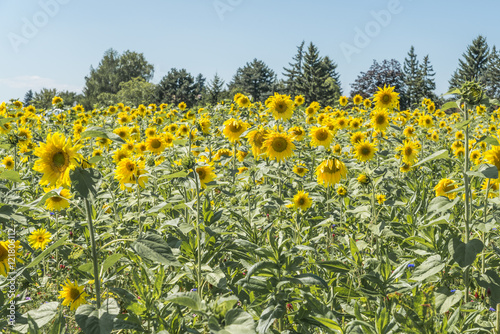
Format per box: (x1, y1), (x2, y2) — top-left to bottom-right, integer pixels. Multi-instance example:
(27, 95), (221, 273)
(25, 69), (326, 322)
(263, 132), (295, 162)
(316, 158), (347, 187)
(33, 132), (82, 187)
(146, 136), (166, 154)
(292, 190), (312, 211)
(268, 93), (295, 121)
(59, 279), (89, 311)
(0, 240), (22, 277)
(293, 163), (309, 177)
(2, 156), (14, 170)
(247, 128), (270, 159)
(398, 140), (420, 165)
(373, 85), (399, 110)
(44, 187), (71, 211)
(223, 118), (248, 143)
(371, 109), (390, 131)
(354, 140), (377, 162)
(195, 165), (216, 188)
(310, 126), (334, 147)
(434, 178), (458, 199)
(28, 228), (52, 250)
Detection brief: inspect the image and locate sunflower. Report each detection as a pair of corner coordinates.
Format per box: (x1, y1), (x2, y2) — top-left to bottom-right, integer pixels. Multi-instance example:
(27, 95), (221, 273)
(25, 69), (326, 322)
(28, 228), (52, 250)
(195, 165), (216, 188)
(52, 96), (63, 105)
(350, 118), (362, 130)
(117, 112), (130, 125)
(114, 126), (130, 140)
(371, 109), (390, 131)
(337, 186), (347, 196)
(17, 126), (33, 145)
(292, 190), (312, 211)
(44, 187), (71, 211)
(178, 102), (187, 110)
(115, 158), (147, 191)
(482, 178), (500, 198)
(236, 150), (248, 162)
(398, 140), (420, 165)
(163, 132), (175, 147)
(112, 148), (130, 164)
(310, 126), (334, 147)
(430, 131), (439, 142)
(289, 126), (306, 141)
(214, 148), (233, 161)
(268, 93), (295, 121)
(357, 173), (368, 184)
(247, 128), (269, 159)
(293, 163), (309, 177)
(363, 99), (372, 108)
(58, 279), (89, 311)
(223, 118), (248, 143)
(168, 123), (179, 133)
(470, 150), (482, 165)
(145, 127), (157, 138)
(33, 132), (82, 187)
(236, 95), (251, 108)
(2, 156), (14, 170)
(339, 96), (348, 106)
(373, 85), (399, 110)
(295, 95), (305, 105)
(354, 140), (377, 162)
(146, 136), (166, 154)
(305, 106), (316, 116)
(0, 240), (22, 277)
(176, 124), (190, 137)
(263, 132), (295, 162)
(95, 137), (112, 150)
(353, 95), (363, 105)
(434, 178), (457, 199)
(316, 158), (347, 187)
(455, 131), (464, 140)
(403, 126), (416, 138)
(350, 132), (365, 145)
(376, 194), (387, 204)
(418, 114), (434, 128)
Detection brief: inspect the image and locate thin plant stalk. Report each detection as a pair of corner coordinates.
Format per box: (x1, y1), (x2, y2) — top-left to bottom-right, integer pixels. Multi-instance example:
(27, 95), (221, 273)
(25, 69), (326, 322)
(463, 102), (471, 302)
(84, 197), (101, 308)
(482, 178), (490, 274)
(193, 166), (203, 299)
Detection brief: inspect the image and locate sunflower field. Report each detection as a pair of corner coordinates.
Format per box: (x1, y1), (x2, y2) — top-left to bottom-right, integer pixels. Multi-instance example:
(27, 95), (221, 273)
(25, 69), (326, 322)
(1, 82), (500, 333)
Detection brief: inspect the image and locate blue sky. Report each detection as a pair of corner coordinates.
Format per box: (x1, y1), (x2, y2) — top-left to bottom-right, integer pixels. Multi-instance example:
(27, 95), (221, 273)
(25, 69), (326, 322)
(0, 0), (499, 103)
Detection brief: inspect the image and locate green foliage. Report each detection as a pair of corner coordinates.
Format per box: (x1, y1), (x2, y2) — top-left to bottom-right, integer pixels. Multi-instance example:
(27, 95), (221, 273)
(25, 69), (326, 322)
(449, 35), (490, 90)
(228, 58), (276, 102)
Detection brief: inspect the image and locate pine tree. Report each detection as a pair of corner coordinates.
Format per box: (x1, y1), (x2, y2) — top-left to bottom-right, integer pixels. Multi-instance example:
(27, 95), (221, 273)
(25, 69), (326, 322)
(228, 59), (276, 101)
(418, 55), (436, 101)
(207, 73), (225, 105)
(449, 35), (490, 89)
(23, 90), (34, 106)
(485, 46), (500, 99)
(282, 41), (305, 96)
(403, 46), (420, 107)
(321, 56), (342, 103)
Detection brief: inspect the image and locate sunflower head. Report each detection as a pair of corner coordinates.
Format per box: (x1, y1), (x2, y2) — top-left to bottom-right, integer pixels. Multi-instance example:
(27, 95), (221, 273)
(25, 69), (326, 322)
(263, 132), (295, 162)
(373, 85), (399, 110)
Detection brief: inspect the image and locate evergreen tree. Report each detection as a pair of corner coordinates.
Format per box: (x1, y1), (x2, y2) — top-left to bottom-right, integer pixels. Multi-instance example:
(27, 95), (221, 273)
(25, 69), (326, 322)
(449, 35), (490, 89)
(228, 59), (276, 101)
(485, 46), (500, 99)
(418, 55), (437, 101)
(23, 90), (33, 106)
(403, 46), (421, 107)
(282, 41), (305, 96)
(206, 73), (225, 105)
(320, 55), (342, 103)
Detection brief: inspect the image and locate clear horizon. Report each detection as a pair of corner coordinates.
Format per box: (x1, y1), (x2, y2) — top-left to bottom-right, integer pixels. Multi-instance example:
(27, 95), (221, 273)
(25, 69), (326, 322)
(1, 0), (499, 102)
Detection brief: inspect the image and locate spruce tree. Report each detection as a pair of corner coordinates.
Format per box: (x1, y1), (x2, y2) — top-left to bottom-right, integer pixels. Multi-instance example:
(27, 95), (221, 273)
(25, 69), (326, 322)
(449, 35), (490, 89)
(485, 46), (500, 99)
(282, 41), (305, 96)
(228, 59), (275, 101)
(207, 73), (225, 105)
(403, 46), (420, 107)
(418, 55), (436, 101)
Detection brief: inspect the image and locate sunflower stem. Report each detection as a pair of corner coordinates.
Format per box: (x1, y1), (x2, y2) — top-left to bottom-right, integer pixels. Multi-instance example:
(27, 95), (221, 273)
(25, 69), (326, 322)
(194, 166), (203, 299)
(463, 102), (471, 302)
(84, 197), (101, 308)
(482, 179), (490, 275)
(136, 179), (142, 238)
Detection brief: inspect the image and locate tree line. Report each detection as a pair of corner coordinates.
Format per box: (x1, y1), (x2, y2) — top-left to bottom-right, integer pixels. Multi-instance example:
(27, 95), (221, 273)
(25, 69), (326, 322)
(22, 35), (500, 110)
